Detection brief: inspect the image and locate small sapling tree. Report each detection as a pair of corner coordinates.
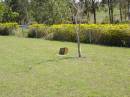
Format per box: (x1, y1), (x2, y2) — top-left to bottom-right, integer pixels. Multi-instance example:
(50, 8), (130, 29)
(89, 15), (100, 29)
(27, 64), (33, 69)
(70, 0), (85, 58)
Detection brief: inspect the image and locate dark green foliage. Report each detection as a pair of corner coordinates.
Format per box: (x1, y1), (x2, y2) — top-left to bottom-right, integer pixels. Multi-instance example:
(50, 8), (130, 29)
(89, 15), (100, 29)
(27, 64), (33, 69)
(2, 9), (19, 22)
(4, 0), (29, 24)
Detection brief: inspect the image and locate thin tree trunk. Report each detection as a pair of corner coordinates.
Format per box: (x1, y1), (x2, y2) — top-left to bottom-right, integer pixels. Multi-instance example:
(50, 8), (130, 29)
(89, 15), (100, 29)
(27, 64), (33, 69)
(119, 6), (123, 22)
(93, 8), (96, 24)
(108, 0), (114, 24)
(92, 0), (96, 24)
(75, 14), (81, 58)
(128, 1), (130, 20)
(76, 26), (81, 58)
(119, 0), (123, 22)
(111, 4), (114, 23)
(71, 0), (83, 58)
(108, 0), (111, 23)
(124, 7), (127, 21)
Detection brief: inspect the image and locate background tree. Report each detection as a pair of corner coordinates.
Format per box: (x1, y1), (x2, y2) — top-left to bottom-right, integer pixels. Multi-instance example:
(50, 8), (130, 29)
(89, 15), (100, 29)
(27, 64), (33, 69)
(4, 0), (29, 24)
(2, 8), (19, 22)
(30, 0), (71, 24)
(108, 0), (114, 23)
(89, 0), (100, 24)
(1, 0), (130, 24)
(0, 2), (5, 22)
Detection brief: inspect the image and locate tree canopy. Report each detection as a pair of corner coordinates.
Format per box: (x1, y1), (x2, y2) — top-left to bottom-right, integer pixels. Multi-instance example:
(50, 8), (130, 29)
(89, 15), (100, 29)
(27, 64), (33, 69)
(0, 0), (130, 24)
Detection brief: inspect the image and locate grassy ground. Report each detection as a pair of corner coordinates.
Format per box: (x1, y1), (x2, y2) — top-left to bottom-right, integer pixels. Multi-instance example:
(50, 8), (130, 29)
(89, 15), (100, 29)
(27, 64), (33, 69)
(0, 36), (130, 97)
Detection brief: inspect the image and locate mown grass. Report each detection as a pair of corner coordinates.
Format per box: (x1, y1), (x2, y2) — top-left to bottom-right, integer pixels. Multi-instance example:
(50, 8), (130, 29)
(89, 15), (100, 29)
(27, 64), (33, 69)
(0, 36), (130, 97)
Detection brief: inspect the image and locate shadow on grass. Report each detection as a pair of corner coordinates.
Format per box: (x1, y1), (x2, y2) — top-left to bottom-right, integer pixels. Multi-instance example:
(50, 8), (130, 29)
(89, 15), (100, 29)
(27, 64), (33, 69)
(45, 56), (77, 62)
(36, 56), (86, 65)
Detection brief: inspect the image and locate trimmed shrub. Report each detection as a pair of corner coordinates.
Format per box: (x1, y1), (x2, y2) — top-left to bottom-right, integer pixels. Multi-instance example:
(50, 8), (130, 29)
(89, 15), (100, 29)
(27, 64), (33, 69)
(0, 23), (19, 35)
(28, 24), (49, 38)
(27, 24), (130, 47)
(51, 24), (76, 42)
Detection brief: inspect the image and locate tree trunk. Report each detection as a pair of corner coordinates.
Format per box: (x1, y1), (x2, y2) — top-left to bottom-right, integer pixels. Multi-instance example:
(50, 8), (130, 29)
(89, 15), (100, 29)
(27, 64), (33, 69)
(108, 0), (114, 23)
(75, 14), (81, 58)
(128, 1), (130, 20)
(76, 26), (81, 58)
(111, 4), (114, 23)
(119, 5), (123, 22)
(92, 0), (96, 24)
(70, 0), (83, 58)
(124, 7), (127, 21)
(108, 0), (111, 23)
(93, 8), (96, 24)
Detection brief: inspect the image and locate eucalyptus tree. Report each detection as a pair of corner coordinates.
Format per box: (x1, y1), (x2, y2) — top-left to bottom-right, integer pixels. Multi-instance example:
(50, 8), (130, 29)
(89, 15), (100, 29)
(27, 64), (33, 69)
(80, 0), (100, 24)
(108, 0), (114, 23)
(119, 0), (123, 22)
(101, 0), (114, 23)
(89, 0), (100, 23)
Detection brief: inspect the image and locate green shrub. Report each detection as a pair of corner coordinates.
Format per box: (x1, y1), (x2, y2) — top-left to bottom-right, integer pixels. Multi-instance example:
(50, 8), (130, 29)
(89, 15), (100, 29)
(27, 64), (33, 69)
(0, 23), (18, 35)
(28, 24), (48, 38)
(27, 24), (130, 47)
(51, 24), (76, 42)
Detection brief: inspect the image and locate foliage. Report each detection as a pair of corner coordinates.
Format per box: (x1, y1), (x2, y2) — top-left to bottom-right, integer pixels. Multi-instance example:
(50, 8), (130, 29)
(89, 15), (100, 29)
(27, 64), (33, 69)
(28, 24), (48, 38)
(0, 23), (19, 35)
(1, 0), (130, 24)
(4, 0), (29, 24)
(2, 9), (19, 22)
(0, 2), (5, 22)
(30, 0), (71, 24)
(27, 24), (130, 47)
(0, 23), (129, 47)
(51, 24), (76, 42)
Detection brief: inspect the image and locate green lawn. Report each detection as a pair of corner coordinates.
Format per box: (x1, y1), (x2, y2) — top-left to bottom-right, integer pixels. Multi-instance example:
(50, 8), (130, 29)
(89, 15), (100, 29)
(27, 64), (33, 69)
(0, 36), (130, 97)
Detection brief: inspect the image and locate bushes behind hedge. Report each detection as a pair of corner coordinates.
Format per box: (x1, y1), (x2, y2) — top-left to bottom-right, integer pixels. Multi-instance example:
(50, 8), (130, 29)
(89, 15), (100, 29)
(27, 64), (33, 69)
(0, 23), (19, 35)
(28, 24), (130, 47)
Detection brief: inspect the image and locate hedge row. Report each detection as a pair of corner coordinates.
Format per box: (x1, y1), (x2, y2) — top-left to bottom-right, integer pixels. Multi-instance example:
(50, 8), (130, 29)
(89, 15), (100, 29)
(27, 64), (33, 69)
(28, 24), (130, 47)
(0, 23), (129, 47)
(0, 23), (19, 35)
